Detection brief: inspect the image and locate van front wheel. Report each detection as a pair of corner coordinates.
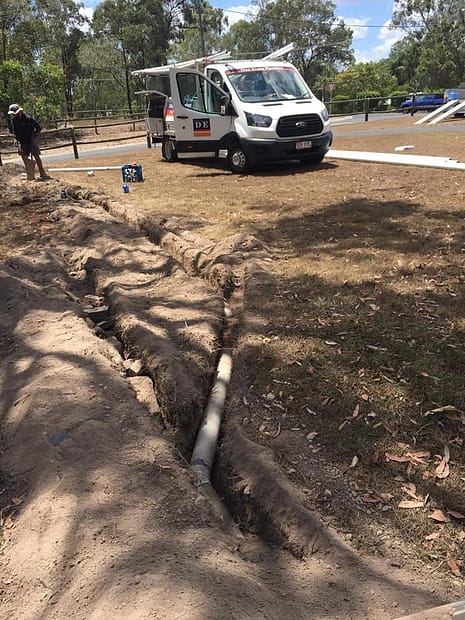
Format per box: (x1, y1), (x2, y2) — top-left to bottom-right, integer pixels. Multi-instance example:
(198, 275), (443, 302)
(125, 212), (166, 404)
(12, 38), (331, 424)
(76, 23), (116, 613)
(228, 144), (250, 174)
(162, 138), (178, 162)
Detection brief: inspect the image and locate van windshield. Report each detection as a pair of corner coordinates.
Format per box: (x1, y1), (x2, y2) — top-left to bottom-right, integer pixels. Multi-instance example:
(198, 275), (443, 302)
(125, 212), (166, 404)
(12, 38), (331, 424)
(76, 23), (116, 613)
(226, 67), (312, 103)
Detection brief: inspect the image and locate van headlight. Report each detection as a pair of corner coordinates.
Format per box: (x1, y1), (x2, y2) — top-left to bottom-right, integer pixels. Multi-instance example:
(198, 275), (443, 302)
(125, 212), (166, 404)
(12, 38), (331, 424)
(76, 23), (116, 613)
(321, 106), (329, 121)
(245, 112), (272, 127)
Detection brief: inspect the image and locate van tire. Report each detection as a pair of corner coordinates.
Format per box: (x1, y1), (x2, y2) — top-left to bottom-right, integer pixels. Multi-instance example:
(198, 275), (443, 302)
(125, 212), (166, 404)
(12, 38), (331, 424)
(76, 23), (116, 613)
(228, 144), (250, 174)
(162, 138), (178, 162)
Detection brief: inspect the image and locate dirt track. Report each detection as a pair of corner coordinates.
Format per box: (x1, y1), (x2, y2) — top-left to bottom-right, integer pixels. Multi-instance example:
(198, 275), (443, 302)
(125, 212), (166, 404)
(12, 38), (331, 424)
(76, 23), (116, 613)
(1, 114), (465, 618)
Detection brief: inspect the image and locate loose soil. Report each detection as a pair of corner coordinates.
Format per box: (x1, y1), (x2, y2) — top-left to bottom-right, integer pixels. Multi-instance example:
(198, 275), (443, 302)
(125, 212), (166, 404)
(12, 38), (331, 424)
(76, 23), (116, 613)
(0, 113), (464, 619)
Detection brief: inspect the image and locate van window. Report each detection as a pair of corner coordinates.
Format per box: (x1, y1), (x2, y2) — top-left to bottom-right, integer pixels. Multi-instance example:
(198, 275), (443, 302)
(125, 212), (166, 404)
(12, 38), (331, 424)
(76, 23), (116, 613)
(226, 67), (311, 103)
(146, 75), (171, 96)
(176, 72), (225, 114)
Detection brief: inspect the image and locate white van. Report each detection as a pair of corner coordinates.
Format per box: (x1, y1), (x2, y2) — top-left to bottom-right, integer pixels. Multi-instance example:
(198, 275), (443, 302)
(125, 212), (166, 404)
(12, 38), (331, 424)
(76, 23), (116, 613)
(133, 47), (332, 173)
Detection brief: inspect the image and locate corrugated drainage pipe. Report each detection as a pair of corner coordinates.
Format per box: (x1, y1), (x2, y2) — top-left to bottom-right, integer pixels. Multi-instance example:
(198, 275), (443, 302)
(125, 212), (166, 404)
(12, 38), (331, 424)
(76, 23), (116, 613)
(190, 349), (238, 533)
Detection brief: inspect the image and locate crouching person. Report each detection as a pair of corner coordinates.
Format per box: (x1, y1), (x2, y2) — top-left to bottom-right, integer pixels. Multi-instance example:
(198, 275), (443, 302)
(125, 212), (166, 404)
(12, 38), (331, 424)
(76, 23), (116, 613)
(8, 104), (51, 181)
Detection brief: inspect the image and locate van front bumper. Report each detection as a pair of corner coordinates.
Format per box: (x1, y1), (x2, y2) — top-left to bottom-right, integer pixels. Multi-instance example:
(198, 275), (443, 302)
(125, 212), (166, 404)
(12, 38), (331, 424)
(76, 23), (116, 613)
(239, 132), (333, 162)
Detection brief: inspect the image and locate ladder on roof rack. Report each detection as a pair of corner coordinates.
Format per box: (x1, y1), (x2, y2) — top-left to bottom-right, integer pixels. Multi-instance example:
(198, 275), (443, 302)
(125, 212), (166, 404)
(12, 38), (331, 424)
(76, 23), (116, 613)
(263, 42), (295, 60)
(132, 50), (232, 76)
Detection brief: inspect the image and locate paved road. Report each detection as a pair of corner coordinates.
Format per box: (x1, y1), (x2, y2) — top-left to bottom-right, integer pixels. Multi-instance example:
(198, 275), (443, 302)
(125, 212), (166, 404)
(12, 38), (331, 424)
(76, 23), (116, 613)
(42, 141), (149, 164)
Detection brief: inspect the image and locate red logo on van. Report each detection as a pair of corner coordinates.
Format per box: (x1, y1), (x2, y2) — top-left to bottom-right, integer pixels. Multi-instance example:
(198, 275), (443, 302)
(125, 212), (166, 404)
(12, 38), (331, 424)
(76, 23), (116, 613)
(193, 118), (211, 137)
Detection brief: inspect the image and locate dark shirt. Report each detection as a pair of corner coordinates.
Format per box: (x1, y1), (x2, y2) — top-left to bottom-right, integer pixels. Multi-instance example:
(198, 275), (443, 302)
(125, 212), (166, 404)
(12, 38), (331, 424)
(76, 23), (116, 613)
(11, 113), (41, 145)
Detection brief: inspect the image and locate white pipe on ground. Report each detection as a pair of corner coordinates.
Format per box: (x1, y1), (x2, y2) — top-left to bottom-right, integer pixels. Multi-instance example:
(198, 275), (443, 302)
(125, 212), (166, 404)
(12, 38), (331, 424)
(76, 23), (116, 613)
(190, 349), (237, 532)
(394, 600), (465, 619)
(48, 166), (122, 172)
(327, 149), (465, 170)
(191, 349), (232, 485)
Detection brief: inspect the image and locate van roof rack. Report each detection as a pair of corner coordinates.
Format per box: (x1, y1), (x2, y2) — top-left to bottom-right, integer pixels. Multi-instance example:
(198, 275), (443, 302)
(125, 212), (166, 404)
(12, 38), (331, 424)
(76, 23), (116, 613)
(132, 50), (232, 76)
(132, 43), (296, 77)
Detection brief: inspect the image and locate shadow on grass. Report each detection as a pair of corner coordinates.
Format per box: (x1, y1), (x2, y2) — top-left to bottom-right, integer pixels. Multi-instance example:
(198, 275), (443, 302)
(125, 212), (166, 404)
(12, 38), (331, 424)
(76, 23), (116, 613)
(225, 194), (465, 558)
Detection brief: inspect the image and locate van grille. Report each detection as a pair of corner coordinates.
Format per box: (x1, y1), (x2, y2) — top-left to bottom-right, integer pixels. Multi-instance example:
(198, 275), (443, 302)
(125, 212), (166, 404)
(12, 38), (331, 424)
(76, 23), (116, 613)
(277, 114), (323, 137)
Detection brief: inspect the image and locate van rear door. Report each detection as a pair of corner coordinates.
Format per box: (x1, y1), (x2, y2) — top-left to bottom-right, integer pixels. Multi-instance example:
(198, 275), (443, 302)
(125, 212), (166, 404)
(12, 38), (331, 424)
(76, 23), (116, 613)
(169, 68), (232, 158)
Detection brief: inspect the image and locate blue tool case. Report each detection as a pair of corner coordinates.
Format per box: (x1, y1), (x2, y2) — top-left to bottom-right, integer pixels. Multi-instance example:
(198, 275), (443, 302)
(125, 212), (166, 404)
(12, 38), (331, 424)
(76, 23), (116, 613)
(121, 164), (143, 182)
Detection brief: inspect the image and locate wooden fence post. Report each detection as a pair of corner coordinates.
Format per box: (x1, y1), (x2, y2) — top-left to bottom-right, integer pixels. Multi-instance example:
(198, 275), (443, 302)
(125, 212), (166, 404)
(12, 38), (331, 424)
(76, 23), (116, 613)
(70, 127), (79, 159)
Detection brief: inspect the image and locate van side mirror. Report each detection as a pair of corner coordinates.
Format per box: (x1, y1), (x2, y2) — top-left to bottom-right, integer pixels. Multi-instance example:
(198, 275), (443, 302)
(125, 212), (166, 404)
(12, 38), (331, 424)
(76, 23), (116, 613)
(220, 94), (231, 115)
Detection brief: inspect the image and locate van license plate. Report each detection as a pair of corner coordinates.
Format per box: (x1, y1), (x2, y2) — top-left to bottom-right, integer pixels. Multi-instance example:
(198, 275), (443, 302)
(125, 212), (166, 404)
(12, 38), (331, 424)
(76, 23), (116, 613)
(296, 140), (312, 150)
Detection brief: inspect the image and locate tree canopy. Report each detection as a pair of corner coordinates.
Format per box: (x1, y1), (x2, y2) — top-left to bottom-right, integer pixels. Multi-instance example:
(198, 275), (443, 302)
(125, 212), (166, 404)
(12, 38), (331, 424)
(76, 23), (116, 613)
(390, 0), (465, 90)
(2, 0), (465, 122)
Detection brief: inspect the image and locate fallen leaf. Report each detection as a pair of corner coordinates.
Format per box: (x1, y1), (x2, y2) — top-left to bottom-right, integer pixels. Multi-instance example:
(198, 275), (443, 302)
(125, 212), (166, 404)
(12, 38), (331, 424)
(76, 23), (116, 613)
(11, 497), (23, 506)
(447, 559), (461, 576)
(424, 405), (459, 416)
(401, 485), (424, 502)
(306, 431), (318, 441)
(435, 445), (451, 479)
(424, 532), (441, 541)
(379, 492), (394, 501)
(447, 510), (465, 520)
(429, 509), (450, 523)
(349, 455), (359, 468)
(385, 452), (409, 463)
(407, 451), (430, 460)
(361, 493), (379, 503)
(402, 482), (418, 499)
(398, 500), (424, 509)
(435, 462), (450, 479)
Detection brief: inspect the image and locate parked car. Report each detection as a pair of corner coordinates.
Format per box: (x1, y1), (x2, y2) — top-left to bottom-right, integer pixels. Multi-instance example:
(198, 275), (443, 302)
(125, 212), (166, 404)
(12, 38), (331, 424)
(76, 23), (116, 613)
(444, 88), (465, 117)
(400, 93), (444, 113)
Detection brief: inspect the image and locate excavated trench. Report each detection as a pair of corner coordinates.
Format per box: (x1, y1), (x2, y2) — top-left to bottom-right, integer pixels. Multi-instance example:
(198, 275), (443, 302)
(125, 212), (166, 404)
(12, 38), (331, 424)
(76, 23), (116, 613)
(54, 184), (331, 558)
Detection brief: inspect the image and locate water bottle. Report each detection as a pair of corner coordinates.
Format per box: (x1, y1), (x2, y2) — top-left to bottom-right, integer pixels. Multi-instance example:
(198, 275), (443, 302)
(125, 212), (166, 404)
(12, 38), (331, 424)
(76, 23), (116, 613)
(122, 183), (130, 193)
(60, 189), (67, 199)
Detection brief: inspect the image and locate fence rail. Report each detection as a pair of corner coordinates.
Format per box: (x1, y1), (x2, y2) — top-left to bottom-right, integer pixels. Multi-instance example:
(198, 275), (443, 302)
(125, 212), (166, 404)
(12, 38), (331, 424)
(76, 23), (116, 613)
(0, 117), (146, 166)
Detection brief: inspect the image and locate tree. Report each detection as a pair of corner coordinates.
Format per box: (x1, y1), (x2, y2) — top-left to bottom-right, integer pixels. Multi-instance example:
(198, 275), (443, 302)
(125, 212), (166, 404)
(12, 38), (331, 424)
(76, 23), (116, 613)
(220, 19), (264, 60)
(30, 0), (87, 115)
(92, 0), (181, 112)
(335, 60), (397, 99)
(0, 0), (43, 64)
(388, 37), (421, 89)
(248, 0), (354, 86)
(171, 0), (227, 60)
(391, 0), (465, 88)
(76, 37), (128, 112)
(0, 60), (24, 115)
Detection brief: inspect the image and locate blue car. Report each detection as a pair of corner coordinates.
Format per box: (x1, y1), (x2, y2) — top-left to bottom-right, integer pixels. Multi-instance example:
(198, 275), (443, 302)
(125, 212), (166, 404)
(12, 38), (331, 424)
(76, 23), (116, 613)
(400, 93), (444, 113)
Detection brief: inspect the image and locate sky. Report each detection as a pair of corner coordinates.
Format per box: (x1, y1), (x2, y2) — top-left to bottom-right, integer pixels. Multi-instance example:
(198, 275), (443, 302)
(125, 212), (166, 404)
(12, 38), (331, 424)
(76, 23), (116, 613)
(79, 0), (404, 64)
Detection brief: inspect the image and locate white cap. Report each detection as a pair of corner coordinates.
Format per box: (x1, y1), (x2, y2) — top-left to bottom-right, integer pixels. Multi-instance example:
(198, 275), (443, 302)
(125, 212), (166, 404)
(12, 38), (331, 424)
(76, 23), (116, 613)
(8, 104), (23, 116)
